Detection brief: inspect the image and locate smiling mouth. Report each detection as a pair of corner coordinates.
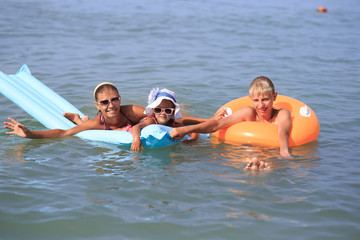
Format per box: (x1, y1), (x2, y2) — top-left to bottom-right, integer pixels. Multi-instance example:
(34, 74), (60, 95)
(258, 108), (267, 113)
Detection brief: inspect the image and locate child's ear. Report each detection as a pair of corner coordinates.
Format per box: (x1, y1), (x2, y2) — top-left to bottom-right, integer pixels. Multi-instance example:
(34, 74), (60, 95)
(273, 92), (278, 101)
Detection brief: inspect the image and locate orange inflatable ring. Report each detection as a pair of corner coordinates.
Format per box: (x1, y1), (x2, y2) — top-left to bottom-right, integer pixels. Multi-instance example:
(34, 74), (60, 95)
(212, 95), (320, 147)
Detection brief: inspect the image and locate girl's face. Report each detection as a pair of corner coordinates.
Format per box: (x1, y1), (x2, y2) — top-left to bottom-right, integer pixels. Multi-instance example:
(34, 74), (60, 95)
(95, 89), (121, 118)
(153, 99), (175, 125)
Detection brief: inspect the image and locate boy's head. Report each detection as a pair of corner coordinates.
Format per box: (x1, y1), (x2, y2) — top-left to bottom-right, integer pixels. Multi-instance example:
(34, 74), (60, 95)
(249, 76), (275, 97)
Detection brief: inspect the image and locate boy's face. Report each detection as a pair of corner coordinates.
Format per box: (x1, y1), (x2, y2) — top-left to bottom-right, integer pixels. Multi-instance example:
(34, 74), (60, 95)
(249, 92), (277, 118)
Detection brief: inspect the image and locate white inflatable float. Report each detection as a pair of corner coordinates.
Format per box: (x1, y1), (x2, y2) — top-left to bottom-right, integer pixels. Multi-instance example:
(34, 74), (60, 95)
(0, 65), (200, 148)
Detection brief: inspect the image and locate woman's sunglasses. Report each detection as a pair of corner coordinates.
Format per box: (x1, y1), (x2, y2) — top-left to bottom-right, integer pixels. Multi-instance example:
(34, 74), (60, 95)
(97, 97), (120, 107)
(154, 107), (175, 115)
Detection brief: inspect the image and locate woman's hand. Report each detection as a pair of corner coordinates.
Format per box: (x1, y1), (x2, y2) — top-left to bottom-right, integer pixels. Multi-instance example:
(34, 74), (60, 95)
(4, 118), (32, 138)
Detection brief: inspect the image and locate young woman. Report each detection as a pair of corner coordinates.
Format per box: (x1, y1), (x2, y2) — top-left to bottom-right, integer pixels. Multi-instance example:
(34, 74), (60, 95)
(4, 82), (146, 139)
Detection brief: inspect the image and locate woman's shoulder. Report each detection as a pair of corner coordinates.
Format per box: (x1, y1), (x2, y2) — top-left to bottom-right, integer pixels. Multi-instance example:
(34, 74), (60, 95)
(122, 104), (145, 112)
(121, 104), (147, 122)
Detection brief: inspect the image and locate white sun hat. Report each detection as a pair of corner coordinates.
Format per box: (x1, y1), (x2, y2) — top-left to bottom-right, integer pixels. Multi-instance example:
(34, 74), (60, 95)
(144, 87), (182, 120)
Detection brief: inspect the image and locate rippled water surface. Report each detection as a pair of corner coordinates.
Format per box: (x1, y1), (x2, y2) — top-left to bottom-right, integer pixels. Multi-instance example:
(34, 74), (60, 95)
(1, 0), (359, 239)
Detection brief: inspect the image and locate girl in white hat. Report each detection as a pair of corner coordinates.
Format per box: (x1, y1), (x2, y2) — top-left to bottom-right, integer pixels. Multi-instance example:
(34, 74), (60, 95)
(130, 87), (198, 151)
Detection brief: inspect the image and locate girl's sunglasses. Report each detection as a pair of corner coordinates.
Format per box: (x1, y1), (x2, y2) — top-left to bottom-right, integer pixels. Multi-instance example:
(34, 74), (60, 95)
(154, 107), (175, 115)
(97, 97), (120, 107)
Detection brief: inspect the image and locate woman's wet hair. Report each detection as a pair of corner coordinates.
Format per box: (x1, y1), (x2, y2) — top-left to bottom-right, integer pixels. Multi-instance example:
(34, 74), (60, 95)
(93, 82), (119, 101)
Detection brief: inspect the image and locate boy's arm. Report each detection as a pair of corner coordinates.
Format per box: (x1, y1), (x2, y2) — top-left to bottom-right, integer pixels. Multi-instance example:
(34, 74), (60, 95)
(173, 121), (199, 144)
(178, 108), (227, 125)
(170, 107), (252, 140)
(276, 109), (293, 158)
(177, 115), (209, 125)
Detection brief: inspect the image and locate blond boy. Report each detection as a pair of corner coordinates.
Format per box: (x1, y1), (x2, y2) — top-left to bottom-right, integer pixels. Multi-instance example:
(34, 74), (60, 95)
(169, 76), (293, 168)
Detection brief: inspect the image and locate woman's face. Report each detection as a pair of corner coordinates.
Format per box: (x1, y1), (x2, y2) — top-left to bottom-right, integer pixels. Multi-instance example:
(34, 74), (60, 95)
(95, 89), (121, 118)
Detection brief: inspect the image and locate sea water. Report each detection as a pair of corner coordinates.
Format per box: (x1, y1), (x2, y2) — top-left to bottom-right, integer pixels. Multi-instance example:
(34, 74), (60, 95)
(0, 0), (359, 239)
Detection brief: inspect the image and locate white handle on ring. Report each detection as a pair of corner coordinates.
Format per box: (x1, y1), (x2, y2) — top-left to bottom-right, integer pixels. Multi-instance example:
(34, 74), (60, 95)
(300, 105), (311, 117)
(223, 107), (232, 117)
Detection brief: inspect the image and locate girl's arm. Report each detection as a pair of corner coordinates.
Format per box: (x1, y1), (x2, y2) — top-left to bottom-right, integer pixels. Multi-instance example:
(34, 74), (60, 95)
(130, 117), (155, 151)
(4, 117), (98, 139)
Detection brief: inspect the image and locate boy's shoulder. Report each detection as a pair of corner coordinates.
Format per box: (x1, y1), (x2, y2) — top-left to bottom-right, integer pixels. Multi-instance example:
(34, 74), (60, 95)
(277, 108), (291, 115)
(274, 108), (291, 123)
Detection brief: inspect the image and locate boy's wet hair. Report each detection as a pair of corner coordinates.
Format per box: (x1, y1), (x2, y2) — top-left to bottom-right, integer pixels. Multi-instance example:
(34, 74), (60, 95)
(249, 76), (275, 96)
